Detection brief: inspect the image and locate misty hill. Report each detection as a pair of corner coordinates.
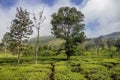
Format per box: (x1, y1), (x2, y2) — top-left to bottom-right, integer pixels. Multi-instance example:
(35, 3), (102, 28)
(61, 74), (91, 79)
(29, 36), (55, 45)
(29, 31), (120, 46)
(98, 32), (120, 40)
(29, 36), (64, 47)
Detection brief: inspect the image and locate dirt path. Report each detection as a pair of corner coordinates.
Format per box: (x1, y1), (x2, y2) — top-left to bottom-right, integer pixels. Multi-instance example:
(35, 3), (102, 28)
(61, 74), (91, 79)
(49, 63), (55, 80)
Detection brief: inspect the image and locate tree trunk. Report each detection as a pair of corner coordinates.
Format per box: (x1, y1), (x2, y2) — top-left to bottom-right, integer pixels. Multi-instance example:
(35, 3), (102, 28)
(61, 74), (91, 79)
(96, 46), (98, 54)
(35, 46), (38, 65)
(35, 28), (40, 65)
(4, 46), (7, 58)
(18, 46), (20, 63)
(65, 41), (71, 60)
(66, 54), (70, 60)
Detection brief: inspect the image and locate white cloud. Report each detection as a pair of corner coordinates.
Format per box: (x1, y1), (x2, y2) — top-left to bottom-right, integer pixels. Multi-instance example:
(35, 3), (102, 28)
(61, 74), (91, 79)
(0, 6), (16, 40)
(0, 0), (120, 41)
(0, 0), (81, 40)
(82, 0), (120, 37)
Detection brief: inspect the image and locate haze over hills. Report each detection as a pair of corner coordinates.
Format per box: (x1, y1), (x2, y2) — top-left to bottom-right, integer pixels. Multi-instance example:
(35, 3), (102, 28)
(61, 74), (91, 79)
(98, 32), (120, 40)
(29, 31), (120, 46)
(29, 36), (56, 45)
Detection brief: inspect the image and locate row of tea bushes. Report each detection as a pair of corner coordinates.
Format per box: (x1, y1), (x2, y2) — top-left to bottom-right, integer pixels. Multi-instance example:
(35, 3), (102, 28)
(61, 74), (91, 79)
(53, 56), (120, 80)
(110, 64), (120, 80)
(55, 72), (86, 80)
(54, 64), (86, 80)
(0, 64), (51, 80)
(0, 55), (120, 80)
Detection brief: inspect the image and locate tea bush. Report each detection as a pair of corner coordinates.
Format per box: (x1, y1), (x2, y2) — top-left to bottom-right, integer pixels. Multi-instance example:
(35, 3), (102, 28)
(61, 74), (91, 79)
(54, 72), (86, 80)
(0, 64), (50, 80)
(80, 63), (111, 80)
(0, 54), (120, 80)
(110, 64), (120, 80)
(40, 50), (55, 56)
(55, 65), (71, 73)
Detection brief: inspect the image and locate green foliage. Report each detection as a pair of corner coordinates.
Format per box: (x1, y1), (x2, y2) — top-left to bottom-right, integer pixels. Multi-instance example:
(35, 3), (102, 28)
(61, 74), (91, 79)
(0, 52), (120, 80)
(51, 7), (85, 39)
(51, 7), (85, 60)
(6, 7), (33, 63)
(0, 64), (50, 80)
(10, 7), (33, 46)
(55, 65), (71, 73)
(2, 32), (12, 46)
(39, 50), (55, 56)
(115, 38), (120, 51)
(80, 64), (111, 80)
(54, 73), (86, 80)
(1, 32), (18, 54)
(111, 65), (120, 80)
(22, 45), (34, 56)
(38, 45), (56, 57)
(54, 62), (86, 80)
(55, 61), (67, 66)
(0, 43), (4, 52)
(42, 45), (49, 50)
(72, 46), (83, 56)
(84, 51), (92, 55)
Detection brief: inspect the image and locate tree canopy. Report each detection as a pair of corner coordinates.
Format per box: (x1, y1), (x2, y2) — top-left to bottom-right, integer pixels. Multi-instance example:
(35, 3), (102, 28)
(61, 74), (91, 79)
(51, 7), (85, 60)
(10, 7), (33, 63)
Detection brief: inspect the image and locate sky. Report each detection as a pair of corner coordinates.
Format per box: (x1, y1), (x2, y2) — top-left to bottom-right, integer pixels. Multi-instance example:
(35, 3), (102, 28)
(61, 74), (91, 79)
(0, 0), (120, 40)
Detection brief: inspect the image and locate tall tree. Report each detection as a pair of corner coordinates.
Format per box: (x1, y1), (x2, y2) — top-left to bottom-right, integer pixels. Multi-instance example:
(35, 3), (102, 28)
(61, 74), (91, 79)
(32, 10), (46, 65)
(51, 7), (85, 60)
(10, 7), (33, 63)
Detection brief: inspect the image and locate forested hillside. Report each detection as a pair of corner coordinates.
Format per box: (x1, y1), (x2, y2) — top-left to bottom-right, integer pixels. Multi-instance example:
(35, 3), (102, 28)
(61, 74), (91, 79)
(29, 31), (120, 47)
(98, 32), (120, 40)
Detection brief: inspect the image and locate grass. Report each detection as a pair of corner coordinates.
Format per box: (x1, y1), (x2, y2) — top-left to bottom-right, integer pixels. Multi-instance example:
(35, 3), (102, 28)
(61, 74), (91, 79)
(0, 53), (120, 80)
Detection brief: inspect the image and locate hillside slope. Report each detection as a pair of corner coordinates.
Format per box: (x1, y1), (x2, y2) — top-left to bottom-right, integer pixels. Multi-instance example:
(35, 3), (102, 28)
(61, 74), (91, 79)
(29, 31), (120, 46)
(98, 32), (120, 40)
(29, 36), (64, 47)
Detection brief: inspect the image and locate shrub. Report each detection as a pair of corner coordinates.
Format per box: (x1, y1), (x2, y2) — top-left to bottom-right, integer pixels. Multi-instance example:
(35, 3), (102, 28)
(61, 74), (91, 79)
(54, 73), (68, 80)
(67, 73), (86, 80)
(55, 61), (68, 66)
(0, 64), (50, 80)
(55, 65), (71, 73)
(80, 64), (111, 80)
(73, 46), (83, 56)
(40, 50), (55, 56)
(71, 67), (81, 72)
(22, 45), (34, 57)
(54, 72), (86, 80)
(84, 52), (92, 56)
(110, 65), (120, 80)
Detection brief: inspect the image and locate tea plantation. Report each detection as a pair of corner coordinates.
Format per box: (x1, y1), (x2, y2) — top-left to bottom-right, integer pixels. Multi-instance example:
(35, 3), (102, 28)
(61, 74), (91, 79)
(0, 54), (120, 80)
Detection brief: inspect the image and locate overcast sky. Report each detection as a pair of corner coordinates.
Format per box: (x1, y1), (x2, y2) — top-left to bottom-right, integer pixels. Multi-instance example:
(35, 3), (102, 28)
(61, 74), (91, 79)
(0, 0), (120, 40)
